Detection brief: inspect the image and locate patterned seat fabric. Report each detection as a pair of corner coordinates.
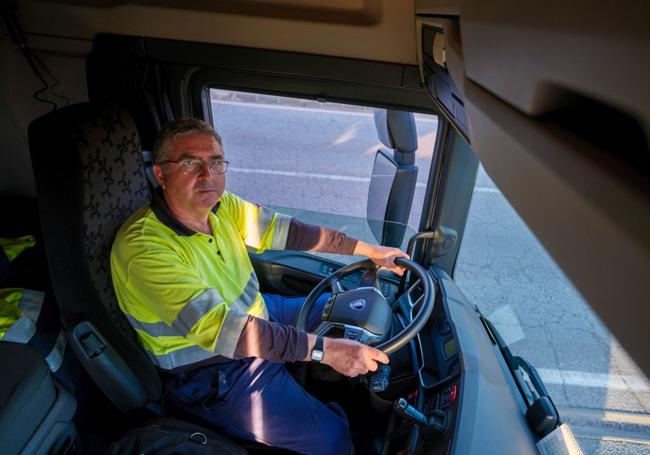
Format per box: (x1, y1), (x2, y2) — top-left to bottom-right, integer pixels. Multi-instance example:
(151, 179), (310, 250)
(78, 106), (150, 341)
(29, 102), (161, 402)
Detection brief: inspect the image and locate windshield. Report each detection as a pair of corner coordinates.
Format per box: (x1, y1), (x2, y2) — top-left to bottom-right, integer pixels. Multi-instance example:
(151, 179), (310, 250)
(210, 88), (436, 265)
(270, 205), (417, 265)
(454, 165), (650, 455)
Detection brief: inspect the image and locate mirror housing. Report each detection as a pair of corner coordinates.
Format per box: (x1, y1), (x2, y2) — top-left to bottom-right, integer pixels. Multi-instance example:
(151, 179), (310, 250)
(367, 150), (418, 247)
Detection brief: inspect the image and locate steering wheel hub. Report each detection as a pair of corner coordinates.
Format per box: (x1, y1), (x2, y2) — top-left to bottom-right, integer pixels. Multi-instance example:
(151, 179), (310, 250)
(321, 287), (391, 340)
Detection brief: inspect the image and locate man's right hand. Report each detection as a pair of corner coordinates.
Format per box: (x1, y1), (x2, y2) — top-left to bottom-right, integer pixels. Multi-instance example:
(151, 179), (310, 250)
(319, 337), (389, 377)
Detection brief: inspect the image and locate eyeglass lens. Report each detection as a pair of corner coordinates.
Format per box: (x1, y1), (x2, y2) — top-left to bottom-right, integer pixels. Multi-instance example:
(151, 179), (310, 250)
(181, 159), (228, 174)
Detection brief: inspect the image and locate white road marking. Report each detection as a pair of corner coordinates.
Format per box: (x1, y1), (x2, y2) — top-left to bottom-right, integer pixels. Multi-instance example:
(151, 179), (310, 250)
(559, 407), (650, 427)
(558, 407), (650, 447)
(230, 167), (369, 182)
(486, 307), (650, 393)
(571, 425), (650, 446)
(539, 368), (650, 392)
(229, 167), (499, 193)
(212, 99), (439, 122)
(473, 187), (501, 194)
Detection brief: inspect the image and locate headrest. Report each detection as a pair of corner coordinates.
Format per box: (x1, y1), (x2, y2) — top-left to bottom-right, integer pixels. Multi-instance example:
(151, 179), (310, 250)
(373, 109), (418, 153)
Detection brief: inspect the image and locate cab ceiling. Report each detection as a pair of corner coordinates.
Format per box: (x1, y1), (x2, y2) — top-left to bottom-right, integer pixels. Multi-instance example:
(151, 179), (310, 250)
(16, 0), (418, 64)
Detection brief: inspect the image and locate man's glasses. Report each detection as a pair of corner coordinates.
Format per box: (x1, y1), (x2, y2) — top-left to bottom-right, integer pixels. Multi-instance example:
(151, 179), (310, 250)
(159, 158), (229, 175)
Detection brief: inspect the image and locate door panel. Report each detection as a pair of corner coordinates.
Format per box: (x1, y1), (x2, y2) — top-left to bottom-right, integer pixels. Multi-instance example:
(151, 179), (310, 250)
(250, 250), (399, 299)
(250, 250), (342, 296)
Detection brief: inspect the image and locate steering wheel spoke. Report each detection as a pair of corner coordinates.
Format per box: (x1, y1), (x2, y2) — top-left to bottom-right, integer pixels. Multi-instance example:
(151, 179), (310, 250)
(330, 280), (345, 294)
(313, 321), (330, 336)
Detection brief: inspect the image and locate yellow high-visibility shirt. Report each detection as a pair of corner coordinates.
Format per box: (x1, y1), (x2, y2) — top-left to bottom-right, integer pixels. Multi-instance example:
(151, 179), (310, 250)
(110, 191), (291, 371)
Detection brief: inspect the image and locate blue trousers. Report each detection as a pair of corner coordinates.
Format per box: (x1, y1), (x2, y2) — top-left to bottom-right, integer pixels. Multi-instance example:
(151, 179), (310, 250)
(164, 293), (352, 455)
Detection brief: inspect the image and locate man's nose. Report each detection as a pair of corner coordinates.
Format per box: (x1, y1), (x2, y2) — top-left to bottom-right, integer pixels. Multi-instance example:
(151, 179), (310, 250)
(197, 161), (214, 177)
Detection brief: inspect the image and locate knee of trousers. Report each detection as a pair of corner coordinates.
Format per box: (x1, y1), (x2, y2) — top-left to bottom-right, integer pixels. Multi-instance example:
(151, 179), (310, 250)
(302, 412), (353, 455)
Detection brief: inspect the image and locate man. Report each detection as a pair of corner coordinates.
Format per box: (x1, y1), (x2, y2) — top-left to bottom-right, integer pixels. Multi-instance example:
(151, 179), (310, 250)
(110, 118), (408, 454)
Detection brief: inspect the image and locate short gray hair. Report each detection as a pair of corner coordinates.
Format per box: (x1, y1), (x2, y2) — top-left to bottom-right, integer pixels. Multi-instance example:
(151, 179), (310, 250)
(152, 118), (223, 163)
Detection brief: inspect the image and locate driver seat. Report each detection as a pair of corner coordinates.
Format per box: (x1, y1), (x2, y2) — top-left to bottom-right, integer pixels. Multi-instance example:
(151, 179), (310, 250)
(29, 102), (159, 413)
(28, 102), (295, 453)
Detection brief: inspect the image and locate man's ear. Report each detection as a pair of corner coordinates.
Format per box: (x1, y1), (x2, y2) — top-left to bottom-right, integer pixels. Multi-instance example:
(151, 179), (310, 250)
(153, 164), (165, 189)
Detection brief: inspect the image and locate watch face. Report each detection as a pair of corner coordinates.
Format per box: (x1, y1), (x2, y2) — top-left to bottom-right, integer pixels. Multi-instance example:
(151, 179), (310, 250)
(311, 350), (324, 362)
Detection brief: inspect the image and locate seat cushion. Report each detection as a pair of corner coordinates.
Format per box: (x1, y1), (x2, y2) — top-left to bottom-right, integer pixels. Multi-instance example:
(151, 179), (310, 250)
(0, 342), (56, 453)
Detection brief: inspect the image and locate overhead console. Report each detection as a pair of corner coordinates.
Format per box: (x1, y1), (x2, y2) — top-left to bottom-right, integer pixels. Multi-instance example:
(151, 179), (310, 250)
(417, 20), (469, 142)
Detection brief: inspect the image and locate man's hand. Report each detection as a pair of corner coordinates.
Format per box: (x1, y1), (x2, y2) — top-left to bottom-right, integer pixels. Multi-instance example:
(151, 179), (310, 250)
(353, 241), (409, 276)
(319, 337), (389, 377)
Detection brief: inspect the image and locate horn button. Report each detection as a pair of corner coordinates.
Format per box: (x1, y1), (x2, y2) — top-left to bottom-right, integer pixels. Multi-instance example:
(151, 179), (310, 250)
(321, 287), (392, 340)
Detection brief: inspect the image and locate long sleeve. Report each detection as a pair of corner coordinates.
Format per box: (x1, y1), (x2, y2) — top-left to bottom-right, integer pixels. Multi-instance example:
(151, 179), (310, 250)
(233, 316), (308, 362)
(285, 218), (358, 254)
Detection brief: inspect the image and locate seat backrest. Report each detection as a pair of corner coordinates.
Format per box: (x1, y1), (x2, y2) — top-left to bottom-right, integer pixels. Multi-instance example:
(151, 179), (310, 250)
(28, 102), (161, 406)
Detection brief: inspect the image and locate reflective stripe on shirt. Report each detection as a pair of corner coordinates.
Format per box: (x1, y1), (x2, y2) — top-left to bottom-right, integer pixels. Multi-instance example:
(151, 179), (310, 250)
(231, 272), (259, 313)
(271, 213), (292, 250)
(174, 288), (225, 335)
(0, 235), (36, 262)
(138, 309), (250, 370)
(125, 271), (264, 369)
(0, 288), (66, 373)
(245, 206), (291, 251)
(1, 289), (44, 343)
(248, 205), (275, 247)
(144, 340), (217, 371)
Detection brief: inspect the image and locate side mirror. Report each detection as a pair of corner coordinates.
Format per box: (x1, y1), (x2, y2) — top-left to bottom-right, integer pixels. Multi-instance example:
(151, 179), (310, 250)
(367, 150), (417, 247)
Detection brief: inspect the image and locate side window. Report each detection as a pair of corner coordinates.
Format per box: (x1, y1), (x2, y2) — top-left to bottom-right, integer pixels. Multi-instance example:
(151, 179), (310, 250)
(209, 89), (437, 260)
(454, 165), (650, 453)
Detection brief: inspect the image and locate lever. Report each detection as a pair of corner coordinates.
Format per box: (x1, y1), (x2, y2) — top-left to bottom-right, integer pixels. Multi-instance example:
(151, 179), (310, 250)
(365, 364), (391, 392)
(359, 265), (379, 288)
(394, 398), (427, 425)
(393, 398), (447, 442)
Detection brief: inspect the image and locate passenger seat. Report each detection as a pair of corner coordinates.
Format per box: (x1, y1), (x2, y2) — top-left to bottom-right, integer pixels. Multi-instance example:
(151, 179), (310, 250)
(0, 342), (77, 454)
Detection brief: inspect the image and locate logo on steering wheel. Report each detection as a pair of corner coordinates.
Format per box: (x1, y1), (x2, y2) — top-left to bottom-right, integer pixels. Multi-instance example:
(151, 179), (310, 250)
(349, 299), (366, 311)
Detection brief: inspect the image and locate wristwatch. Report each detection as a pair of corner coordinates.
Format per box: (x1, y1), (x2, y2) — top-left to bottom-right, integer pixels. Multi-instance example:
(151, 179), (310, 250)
(310, 336), (324, 363)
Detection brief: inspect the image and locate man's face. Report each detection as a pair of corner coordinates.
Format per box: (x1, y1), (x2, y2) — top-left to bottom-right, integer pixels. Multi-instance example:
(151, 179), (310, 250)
(153, 132), (226, 213)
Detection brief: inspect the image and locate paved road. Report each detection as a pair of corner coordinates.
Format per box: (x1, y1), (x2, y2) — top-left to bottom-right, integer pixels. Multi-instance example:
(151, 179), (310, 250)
(454, 170), (650, 454)
(211, 95), (650, 454)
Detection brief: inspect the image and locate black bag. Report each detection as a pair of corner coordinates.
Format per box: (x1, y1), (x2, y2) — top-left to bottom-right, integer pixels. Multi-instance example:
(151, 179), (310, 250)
(106, 418), (248, 454)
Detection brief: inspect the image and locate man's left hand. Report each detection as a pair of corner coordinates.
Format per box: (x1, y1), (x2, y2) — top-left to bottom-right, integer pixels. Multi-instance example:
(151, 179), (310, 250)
(353, 241), (409, 276)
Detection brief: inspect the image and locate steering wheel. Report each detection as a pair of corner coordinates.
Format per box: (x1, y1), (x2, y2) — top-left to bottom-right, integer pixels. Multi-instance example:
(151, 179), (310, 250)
(296, 257), (435, 355)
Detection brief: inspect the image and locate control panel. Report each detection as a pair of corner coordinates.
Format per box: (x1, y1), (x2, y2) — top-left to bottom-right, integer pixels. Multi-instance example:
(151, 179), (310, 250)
(318, 262), (395, 298)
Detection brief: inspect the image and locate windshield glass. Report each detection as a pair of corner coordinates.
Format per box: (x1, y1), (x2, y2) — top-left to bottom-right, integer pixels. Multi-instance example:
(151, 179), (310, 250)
(270, 206), (417, 264)
(210, 88), (436, 265)
(454, 165), (650, 455)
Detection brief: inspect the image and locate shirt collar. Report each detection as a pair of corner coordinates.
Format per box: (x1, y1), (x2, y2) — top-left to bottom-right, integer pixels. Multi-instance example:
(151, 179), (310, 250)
(150, 188), (220, 237)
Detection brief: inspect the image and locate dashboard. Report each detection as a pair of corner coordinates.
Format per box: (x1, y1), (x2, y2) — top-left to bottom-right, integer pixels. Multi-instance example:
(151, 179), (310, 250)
(252, 250), (541, 454)
(389, 268), (540, 454)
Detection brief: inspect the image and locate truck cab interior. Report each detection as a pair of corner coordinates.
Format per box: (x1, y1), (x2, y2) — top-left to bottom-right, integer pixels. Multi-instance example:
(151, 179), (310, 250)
(1, 1), (648, 454)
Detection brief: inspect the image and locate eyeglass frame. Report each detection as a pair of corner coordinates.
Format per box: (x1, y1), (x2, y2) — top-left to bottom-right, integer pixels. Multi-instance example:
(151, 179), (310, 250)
(158, 158), (230, 175)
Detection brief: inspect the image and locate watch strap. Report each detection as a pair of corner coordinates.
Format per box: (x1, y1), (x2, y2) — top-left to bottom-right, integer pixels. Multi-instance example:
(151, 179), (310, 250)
(310, 335), (324, 362)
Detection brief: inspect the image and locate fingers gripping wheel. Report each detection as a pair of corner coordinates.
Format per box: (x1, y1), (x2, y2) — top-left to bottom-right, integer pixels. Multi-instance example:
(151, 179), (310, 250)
(295, 258), (435, 356)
